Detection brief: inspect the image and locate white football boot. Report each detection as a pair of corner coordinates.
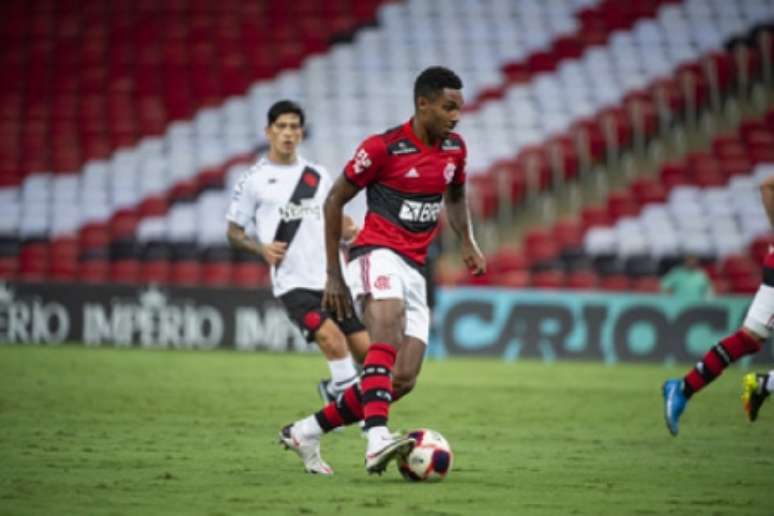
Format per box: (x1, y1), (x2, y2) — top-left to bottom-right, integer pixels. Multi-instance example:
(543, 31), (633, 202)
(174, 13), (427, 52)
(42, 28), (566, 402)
(364, 427), (415, 475)
(278, 424), (333, 476)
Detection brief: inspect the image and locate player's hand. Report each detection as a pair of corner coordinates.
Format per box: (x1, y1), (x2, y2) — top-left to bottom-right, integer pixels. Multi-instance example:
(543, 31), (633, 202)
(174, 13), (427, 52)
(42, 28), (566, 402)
(461, 239), (486, 276)
(260, 241), (287, 266)
(341, 215), (359, 243)
(322, 273), (354, 321)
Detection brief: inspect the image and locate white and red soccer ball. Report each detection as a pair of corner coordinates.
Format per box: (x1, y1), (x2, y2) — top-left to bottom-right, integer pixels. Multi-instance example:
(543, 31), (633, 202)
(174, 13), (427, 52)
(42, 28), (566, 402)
(397, 428), (453, 482)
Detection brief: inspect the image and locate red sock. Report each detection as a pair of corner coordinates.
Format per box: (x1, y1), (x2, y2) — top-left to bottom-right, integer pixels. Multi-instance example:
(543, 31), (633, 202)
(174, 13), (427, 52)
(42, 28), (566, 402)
(360, 342), (397, 430)
(314, 383), (363, 432)
(683, 330), (761, 397)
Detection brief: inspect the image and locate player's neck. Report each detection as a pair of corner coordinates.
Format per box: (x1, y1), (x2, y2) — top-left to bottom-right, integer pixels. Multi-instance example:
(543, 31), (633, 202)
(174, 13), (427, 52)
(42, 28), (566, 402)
(411, 118), (440, 147)
(267, 149), (298, 166)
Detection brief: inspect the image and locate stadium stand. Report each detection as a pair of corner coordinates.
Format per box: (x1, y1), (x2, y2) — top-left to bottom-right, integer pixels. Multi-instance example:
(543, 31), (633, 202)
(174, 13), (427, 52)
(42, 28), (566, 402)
(0, 0), (772, 294)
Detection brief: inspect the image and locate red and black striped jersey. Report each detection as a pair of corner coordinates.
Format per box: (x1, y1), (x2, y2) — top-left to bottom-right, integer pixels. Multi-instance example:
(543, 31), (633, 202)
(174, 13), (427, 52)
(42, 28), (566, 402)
(343, 119), (467, 266)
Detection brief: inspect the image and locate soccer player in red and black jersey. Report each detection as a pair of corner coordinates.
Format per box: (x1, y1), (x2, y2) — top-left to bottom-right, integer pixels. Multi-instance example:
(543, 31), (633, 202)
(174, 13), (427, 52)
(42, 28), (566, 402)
(663, 174), (774, 435)
(279, 67), (486, 475)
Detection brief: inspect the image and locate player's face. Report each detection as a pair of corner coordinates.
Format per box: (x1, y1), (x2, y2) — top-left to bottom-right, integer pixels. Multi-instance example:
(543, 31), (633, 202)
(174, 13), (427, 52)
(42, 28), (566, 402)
(421, 88), (464, 140)
(266, 113), (303, 158)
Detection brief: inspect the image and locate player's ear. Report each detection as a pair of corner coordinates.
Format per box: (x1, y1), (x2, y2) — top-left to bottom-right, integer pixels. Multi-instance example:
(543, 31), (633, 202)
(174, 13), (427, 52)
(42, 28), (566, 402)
(416, 95), (429, 113)
(264, 124), (272, 140)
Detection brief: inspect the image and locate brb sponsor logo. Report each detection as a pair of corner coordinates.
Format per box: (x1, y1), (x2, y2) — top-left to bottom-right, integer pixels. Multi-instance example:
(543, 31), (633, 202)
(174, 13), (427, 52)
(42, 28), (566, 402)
(278, 200), (321, 222)
(399, 200), (442, 223)
(0, 284), (69, 344)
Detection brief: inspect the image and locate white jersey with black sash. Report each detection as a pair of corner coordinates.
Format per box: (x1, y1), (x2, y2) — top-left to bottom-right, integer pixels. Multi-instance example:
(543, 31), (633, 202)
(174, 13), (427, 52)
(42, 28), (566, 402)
(226, 156), (331, 297)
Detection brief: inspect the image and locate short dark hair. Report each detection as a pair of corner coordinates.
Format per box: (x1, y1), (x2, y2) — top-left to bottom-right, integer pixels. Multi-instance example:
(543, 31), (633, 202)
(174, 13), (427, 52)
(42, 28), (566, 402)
(413, 66), (463, 104)
(267, 100), (305, 127)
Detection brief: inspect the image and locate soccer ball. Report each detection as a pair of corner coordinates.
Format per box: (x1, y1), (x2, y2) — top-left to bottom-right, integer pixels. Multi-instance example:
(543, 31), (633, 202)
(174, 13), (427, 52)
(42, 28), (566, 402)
(397, 428), (453, 482)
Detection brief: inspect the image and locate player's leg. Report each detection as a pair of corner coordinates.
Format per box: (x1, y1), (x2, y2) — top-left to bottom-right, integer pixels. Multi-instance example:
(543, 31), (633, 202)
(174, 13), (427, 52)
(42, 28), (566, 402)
(280, 289), (360, 403)
(345, 330), (370, 364)
(391, 272), (430, 400)
(278, 252), (413, 474)
(741, 369), (773, 422)
(279, 333), (422, 475)
(313, 319), (360, 401)
(360, 251), (431, 472)
(359, 296), (416, 473)
(662, 282), (772, 435)
(392, 336), (425, 400)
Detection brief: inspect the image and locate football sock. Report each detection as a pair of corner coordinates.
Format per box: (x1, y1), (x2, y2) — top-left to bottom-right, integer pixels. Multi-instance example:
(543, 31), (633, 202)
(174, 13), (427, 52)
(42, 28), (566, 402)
(360, 342), (397, 430)
(327, 356), (359, 396)
(766, 371), (774, 393)
(296, 415), (323, 439)
(683, 330), (761, 398)
(314, 383), (363, 432)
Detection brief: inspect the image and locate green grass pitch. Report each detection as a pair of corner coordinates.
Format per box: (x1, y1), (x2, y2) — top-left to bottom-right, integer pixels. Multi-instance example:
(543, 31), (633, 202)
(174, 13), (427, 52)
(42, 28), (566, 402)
(1, 345), (772, 515)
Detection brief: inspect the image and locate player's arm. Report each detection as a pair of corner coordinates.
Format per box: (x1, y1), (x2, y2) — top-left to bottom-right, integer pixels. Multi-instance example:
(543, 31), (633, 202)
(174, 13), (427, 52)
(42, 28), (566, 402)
(322, 175), (360, 319)
(761, 174), (774, 227)
(226, 222), (286, 266)
(444, 182), (486, 276)
(225, 170), (286, 266)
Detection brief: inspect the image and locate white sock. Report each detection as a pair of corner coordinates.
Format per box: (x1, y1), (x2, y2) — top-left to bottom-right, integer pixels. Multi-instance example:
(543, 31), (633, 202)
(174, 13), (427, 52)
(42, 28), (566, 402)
(766, 371), (774, 393)
(296, 415), (323, 439)
(366, 425), (391, 451)
(327, 356), (358, 395)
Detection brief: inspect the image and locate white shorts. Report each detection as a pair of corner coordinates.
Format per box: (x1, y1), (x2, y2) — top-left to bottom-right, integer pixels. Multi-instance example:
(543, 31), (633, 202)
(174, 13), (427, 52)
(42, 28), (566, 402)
(744, 283), (774, 338)
(346, 248), (430, 345)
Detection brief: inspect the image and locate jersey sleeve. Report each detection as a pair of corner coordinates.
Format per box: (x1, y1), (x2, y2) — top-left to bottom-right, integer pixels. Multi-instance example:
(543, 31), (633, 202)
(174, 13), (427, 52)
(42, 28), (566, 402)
(226, 168), (258, 227)
(452, 137), (467, 186)
(343, 135), (388, 189)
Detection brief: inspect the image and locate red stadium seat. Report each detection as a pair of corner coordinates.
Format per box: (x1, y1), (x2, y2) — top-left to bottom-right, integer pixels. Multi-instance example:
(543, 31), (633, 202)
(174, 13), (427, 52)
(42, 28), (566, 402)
(468, 175), (498, 220)
(78, 259), (109, 283)
(495, 270), (530, 288)
(531, 270), (565, 289)
(606, 190), (640, 219)
(598, 275), (630, 291)
(0, 257), (19, 279)
(721, 255), (760, 281)
(552, 219), (584, 249)
(580, 205), (612, 231)
(232, 262), (269, 287)
(170, 261), (202, 286)
(18, 242), (50, 281)
(201, 262), (233, 286)
(566, 270), (598, 290)
(487, 247), (528, 273)
(631, 277), (661, 293)
(659, 160), (690, 189)
(79, 223), (110, 251)
(749, 234), (774, 264)
(140, 260), (171, 285)
(630, 178), (667, 205)
(110, 259), (141, 285)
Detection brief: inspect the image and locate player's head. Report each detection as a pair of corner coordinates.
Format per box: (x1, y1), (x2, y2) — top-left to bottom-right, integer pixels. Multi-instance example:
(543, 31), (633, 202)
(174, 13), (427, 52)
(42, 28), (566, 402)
(266, 100), (305, 162)
(413, 66), (464, 140)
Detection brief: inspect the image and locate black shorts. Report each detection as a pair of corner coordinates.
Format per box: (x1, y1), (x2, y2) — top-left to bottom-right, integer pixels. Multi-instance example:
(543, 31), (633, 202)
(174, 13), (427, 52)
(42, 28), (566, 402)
(279, 288), (366, 342)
